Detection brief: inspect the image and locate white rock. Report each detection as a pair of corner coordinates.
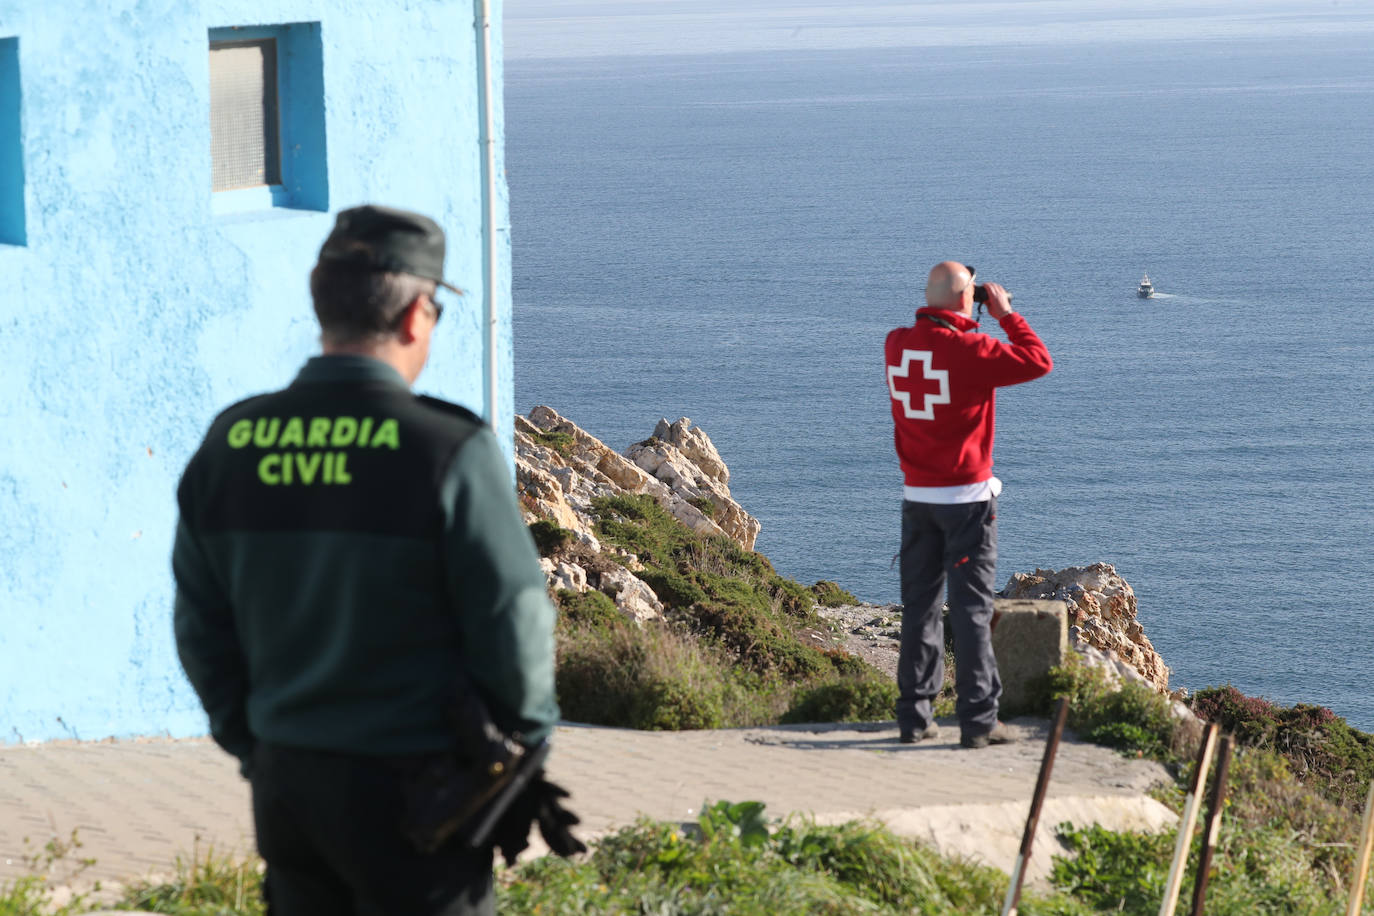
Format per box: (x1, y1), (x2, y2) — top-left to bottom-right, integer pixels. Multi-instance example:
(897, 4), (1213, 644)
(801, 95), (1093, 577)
(551, 561), (587, 594)
(599, 566), (665, 623)
(652, 417), (731, 485)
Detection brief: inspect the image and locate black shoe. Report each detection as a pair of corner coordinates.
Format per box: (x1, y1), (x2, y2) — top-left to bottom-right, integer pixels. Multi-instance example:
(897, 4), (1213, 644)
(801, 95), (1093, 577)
(960, 722), (1014, 749)
(899, 724), (940, 744)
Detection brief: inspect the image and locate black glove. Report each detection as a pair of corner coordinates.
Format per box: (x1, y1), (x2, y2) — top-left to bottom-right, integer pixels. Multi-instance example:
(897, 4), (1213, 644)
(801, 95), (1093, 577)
(533, 778), (586, 858)
(490, 773), (586, 866)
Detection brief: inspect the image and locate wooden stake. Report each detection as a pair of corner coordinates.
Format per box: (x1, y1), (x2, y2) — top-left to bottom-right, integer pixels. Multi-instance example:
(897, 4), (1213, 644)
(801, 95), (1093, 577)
(1189, 734), (1234, 916)
(1348, 780), (1374, 916)
(1159, 722), (1220, 916)
(1001, 696), (1070, 916)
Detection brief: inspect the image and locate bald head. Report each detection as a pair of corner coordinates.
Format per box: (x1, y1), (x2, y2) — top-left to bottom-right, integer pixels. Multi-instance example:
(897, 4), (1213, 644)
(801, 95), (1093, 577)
(925, 261), (974, 312)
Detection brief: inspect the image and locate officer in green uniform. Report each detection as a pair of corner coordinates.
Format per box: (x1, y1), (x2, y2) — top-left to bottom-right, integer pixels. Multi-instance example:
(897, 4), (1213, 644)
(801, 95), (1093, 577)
(173, 205), (573, 915)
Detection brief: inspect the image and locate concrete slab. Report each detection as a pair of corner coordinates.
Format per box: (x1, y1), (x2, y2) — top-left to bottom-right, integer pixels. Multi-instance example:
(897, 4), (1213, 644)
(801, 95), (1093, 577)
(993, 599), (1069, 713)
(1, 718), (1176, 897)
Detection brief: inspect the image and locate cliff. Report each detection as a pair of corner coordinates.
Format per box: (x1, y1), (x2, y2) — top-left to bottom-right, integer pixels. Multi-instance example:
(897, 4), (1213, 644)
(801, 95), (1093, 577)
(516, 406), (1173, 697)
(515, 406), (762, 623)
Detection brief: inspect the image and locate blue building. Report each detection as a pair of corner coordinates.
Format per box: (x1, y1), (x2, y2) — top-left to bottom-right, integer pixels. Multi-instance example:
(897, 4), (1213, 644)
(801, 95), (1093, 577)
(0, 0), (513, 744)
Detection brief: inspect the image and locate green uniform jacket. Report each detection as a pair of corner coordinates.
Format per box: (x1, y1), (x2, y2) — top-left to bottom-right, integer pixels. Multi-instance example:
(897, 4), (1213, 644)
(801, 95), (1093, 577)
(172, 356), (558, 768)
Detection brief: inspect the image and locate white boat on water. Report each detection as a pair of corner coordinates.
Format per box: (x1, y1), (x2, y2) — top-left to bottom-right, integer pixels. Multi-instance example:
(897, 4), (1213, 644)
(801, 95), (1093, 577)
(1137, 273), (1155, 298)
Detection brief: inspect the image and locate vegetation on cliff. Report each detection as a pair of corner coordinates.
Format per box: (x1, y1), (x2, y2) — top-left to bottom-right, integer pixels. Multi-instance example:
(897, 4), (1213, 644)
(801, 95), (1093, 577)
(1015, 658), (1373, 914)
(545, 494), (895, 730)
(499, 800), (1080, 915)
(14, 406), (1371, 914)
(8, 645), (1374, 914)
(1190, 684), (1374, 808)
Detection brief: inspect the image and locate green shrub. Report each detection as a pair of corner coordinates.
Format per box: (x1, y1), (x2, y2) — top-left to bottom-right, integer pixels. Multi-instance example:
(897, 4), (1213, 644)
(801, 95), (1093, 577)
(687, 495), (716, 517)
(783, 674), (898, 724)
(1049, 824), (1173, 915)
(553, 588), (623, 633)
(811, 580), (859, 607)
(1050, 803), (1367, 916)
(589, 493), (868, 686)
(527, 519), (573, 557)
(556, 622), (728, 730)
(1032, 653), (1177, 760)
(497, 800), (1088, 915)
(1221, 745), (1361, 885)
(529, 428), (575, 457)
(637, 567), (709, 608)
(691, 599), (832, 679)
(569, 493), (901, 733)
(1084, 721), (1164, 756)
(1190, 685), (1374, 807)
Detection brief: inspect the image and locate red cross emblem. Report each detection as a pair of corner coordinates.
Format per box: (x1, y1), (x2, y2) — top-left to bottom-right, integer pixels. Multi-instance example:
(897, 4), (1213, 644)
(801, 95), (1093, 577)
(888, 349), (950, 420)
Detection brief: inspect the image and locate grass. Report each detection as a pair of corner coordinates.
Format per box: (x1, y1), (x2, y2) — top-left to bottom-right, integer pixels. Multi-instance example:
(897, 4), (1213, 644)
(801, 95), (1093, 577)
(0, 836), (263, 916)
(550, 493), (897, 730)
(529, 428), (576, 458)
(496, 800), (1093, 915)
(1021, 657), (1374, 914)
(0, 831), (95, 916)
(1049, 799), (1365, 916)
(10, 669), (1374, 916)
(13, 497), (1374, 912)
(556, 619), (786, 729)
(114, 843), (265, 915)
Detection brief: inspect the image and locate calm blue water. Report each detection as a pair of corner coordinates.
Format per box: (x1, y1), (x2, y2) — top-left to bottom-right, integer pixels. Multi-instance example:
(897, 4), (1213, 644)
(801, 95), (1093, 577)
(506, 12), (1374, 727)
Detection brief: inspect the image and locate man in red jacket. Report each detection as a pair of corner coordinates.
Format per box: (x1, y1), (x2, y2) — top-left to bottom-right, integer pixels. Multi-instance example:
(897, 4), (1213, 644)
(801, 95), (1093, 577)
(885, 261), (1053, 748)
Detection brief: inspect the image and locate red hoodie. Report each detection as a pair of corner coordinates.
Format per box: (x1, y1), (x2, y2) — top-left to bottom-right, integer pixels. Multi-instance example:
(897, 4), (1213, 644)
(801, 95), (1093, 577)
(885, 307), (1052, 487)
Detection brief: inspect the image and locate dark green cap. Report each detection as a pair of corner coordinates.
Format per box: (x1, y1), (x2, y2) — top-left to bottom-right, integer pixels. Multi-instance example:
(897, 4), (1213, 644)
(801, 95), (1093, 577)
(317, 204), (463, 294)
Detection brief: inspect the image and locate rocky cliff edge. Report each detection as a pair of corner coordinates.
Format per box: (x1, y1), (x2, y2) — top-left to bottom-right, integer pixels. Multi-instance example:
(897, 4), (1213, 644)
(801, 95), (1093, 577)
(516, 406), (1172, 694)
(515, 406), (761, 623)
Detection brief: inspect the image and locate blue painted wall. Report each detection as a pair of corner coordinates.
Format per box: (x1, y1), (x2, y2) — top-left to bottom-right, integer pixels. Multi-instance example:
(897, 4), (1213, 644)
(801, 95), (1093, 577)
(0, 0), (512, 744)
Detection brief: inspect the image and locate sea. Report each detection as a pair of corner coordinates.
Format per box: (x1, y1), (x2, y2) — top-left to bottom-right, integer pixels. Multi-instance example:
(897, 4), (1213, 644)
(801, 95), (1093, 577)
(504, 1), (1374, 729)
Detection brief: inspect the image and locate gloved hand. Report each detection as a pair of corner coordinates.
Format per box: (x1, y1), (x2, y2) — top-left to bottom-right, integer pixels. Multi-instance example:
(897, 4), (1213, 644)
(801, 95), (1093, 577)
(491, 773), (586, 866)
(533, 778), (585, 858)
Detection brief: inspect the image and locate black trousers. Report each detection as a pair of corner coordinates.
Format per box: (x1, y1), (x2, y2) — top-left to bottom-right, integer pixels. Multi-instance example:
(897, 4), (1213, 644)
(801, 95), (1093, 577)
(250, 743), (495, 916)
(895, 498), (1002, 738)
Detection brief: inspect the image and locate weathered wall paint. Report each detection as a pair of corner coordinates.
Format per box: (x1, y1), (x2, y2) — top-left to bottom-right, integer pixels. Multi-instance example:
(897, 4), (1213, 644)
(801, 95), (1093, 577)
(0, 0), (512, 744)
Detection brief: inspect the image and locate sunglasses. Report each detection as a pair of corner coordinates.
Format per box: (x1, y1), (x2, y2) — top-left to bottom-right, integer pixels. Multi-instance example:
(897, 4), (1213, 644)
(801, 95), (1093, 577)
(389, 293), (443, 329)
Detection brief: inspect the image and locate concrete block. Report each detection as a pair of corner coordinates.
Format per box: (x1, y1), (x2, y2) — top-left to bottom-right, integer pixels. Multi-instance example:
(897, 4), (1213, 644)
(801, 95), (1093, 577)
(991, 599), (1068, 714)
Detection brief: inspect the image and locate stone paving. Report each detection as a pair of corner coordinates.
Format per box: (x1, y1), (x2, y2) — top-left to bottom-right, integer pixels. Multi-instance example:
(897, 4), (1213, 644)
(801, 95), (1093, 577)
(0, 718), (1177, 898)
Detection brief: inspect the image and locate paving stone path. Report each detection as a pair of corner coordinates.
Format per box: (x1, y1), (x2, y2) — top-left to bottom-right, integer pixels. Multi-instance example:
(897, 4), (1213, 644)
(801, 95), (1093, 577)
(1, 719), (1177, 900)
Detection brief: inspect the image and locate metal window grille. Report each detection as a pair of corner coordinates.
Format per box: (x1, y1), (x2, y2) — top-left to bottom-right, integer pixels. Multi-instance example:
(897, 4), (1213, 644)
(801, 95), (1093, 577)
(209, 39), (281, 192)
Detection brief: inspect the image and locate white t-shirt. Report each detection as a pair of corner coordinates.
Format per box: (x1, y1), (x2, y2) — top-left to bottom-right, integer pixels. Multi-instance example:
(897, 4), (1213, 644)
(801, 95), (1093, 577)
(903, 476), (1002, 505)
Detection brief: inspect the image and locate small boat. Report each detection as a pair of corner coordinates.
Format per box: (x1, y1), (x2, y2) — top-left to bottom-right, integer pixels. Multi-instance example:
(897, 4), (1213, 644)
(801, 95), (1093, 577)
(1137, 273), (1155, 298)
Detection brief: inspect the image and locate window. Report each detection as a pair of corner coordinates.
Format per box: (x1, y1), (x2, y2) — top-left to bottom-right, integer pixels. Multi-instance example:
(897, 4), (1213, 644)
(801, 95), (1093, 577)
(209, 39), (281, 191)
(0, 37), (24, 246)
(208, 23), (327, 214)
